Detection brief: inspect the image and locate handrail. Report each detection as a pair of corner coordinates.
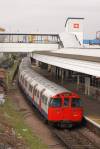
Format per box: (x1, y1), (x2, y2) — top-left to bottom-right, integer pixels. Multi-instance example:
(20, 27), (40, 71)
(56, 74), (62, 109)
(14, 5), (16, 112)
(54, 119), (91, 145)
(0, 33), (60, 44)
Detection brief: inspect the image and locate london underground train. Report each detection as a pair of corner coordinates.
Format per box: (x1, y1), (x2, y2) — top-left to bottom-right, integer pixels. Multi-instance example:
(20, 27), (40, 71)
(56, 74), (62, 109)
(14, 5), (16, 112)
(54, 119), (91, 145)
(18, 57), (83, 128)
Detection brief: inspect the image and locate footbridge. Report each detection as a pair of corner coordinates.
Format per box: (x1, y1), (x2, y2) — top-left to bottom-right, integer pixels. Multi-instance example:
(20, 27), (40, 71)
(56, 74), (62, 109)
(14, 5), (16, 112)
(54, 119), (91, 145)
(0, 33), (61, 52)
(1, 18), (100, 78)
(0, 33), (100, 78)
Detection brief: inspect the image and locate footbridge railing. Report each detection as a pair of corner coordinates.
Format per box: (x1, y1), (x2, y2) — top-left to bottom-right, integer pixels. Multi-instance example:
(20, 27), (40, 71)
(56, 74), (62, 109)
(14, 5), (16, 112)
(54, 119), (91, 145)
(0, 33), (60, 44)
(0, 33), (63, 52)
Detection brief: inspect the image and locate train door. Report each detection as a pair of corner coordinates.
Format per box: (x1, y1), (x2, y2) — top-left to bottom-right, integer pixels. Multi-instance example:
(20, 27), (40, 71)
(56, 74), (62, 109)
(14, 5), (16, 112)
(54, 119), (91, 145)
(62, 97), (71, 120)
(40, 89), (45, 111)
(33, 84), (38, 101)
(41, 94), (48, 118)
(33, 84), (38, 107)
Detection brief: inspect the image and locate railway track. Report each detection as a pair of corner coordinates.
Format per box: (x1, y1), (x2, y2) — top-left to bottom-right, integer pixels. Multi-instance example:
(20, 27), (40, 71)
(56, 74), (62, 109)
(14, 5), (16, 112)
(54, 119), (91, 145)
(18, 84), (100, 149)
(30, 65), (100, 148)
(18, 92), (100, 149)
(14, 69), (100, 149)
(20, 102), (99, 149)
(53, 127), (100, 149)
(23, 101), (100, 149)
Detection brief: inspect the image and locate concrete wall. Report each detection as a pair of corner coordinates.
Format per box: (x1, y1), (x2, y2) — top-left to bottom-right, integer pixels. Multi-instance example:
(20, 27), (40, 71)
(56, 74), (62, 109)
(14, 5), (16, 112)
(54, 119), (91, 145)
(0, 43), (59, 52)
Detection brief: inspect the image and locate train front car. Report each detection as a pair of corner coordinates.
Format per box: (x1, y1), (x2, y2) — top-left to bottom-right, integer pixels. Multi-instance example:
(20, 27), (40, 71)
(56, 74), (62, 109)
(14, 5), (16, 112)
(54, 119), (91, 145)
(48, 92), (83, 128)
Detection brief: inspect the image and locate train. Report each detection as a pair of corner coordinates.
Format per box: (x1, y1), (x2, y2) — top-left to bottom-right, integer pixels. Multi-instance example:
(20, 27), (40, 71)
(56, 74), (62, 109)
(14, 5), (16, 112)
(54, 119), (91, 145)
(18, 57), (83, 128)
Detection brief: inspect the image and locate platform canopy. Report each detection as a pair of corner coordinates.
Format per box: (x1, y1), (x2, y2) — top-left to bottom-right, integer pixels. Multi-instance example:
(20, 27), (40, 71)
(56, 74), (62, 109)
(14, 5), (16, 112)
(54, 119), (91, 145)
(51, 48), (100, 57)
(32, 53), (100, 77)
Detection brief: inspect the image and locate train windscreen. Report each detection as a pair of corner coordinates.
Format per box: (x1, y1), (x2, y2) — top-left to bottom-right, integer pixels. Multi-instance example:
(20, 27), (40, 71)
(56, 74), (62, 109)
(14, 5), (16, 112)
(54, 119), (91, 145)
(71, 98), (82, 107)
(64, 98), (69, 107)
(49, 98), (61, 107)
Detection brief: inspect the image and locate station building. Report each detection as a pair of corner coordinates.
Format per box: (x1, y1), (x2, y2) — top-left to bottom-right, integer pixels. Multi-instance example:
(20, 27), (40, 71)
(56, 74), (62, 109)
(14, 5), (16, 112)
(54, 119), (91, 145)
(31, 18), (100, 103)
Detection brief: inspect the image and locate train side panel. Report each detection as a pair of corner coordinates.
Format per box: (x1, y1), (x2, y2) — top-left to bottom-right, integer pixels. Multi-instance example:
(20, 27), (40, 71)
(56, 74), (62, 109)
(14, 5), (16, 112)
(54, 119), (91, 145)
(19, 71), (49, 119)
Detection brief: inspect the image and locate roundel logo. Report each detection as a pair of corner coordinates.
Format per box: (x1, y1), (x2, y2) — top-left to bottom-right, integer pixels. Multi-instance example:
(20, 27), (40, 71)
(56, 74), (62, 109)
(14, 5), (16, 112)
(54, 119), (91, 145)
(73, 23), (79, 28)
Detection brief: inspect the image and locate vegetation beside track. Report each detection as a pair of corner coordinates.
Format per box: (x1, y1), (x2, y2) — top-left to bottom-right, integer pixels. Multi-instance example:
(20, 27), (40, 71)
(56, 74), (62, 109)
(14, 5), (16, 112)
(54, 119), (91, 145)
(5, 60), (19, 89)
(0, 97), (47, 149)
(0, 56), (47, 149)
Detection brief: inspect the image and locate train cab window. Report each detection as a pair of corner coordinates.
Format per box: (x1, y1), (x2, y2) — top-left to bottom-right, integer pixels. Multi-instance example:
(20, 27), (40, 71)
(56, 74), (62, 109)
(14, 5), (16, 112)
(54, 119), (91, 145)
(64, 98), (69, 107)
(49, 98), (61, 107)
(71, 98), (82, 107)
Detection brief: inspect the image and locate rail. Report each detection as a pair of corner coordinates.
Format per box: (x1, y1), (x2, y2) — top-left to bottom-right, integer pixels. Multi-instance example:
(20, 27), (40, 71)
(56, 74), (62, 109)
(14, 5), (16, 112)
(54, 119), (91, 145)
(53, 127), (100, 149)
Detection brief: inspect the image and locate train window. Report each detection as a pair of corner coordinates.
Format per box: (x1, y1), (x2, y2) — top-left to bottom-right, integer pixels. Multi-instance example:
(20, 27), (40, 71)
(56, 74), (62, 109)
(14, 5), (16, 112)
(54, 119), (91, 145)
(42, 95), (47, 105)
(20, 76), (22, 82)
(71, 98), (82, 107)
(22, 78), (24, 83)
(42, 95), (44, 102)
(45, 98), (47, 105)
(36, 90), (38, 97)
(40, 89), (46, 98)
(29, 84), (33, 93)
(34, 89), (37, 96)
(20, 75), (22, 80)
(37, 90), (40, 98)
(25, 80), (27, 87)
(23, 78), (25, 84)
(34, 89), (36, 95)
(49, 98), (61, 107)
(41, 94), (44, 100)
(33, 88), (35, 95)
(33, 84), (38, 96)
(64, 98), (69, 107)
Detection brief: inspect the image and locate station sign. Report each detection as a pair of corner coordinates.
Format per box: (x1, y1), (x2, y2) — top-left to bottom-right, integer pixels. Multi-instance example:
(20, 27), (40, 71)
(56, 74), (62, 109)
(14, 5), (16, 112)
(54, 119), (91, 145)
(73, 23), (79, 29)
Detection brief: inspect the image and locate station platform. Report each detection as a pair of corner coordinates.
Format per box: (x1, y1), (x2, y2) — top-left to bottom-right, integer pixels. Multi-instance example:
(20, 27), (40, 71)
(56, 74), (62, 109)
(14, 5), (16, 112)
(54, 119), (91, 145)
(63, 81), (100, 126)
(32, 65), (100, 127)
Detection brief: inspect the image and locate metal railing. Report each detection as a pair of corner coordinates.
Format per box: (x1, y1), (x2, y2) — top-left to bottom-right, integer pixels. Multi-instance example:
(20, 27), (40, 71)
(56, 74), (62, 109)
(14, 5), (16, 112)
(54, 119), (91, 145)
(0, 33), (60, 44)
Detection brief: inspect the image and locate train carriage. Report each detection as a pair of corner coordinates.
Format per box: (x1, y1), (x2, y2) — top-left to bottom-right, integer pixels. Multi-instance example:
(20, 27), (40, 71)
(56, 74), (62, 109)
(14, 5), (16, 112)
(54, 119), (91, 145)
(18, 57), (83, 127)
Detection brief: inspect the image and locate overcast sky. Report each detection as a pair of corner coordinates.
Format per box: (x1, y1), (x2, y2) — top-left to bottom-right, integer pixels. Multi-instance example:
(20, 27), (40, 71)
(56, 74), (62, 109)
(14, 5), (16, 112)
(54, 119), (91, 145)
(0, 0), (100, 38)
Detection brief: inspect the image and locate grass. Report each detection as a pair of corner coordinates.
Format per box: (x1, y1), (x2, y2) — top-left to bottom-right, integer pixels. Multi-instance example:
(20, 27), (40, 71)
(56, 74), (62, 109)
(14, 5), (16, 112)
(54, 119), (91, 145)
(0, 59), (47, 149)
(0, 98), (47, 149)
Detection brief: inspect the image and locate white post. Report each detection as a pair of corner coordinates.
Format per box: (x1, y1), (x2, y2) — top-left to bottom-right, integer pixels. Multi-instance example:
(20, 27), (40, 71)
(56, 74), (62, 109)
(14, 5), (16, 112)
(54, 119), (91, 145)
(85, 77), (90, 95)
(77, 75), (80, 89)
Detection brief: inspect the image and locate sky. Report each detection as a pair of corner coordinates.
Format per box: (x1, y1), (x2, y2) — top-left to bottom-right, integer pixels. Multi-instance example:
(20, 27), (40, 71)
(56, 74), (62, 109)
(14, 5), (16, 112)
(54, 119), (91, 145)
(0, 0), (100, 39)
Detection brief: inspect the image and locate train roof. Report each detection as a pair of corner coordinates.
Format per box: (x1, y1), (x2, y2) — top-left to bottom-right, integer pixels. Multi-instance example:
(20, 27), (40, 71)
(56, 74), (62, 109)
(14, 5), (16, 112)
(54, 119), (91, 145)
(19, 58), (70, 96)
